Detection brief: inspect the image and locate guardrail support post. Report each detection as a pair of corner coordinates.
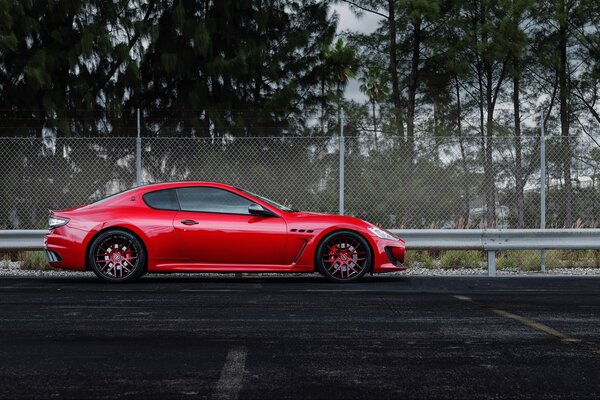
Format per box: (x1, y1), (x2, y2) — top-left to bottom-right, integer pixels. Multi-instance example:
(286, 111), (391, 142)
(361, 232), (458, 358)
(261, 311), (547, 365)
(487, 250), (496, 277)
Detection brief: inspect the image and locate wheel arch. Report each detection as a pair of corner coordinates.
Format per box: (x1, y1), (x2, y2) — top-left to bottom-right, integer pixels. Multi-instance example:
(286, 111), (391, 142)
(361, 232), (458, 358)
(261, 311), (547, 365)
(313, 228), (375, 274)
(84, 226), (148, 272)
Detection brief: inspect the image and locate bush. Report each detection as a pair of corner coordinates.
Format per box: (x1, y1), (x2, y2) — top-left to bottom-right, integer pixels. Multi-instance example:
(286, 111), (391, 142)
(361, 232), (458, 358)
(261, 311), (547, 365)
(497, 253), (520, 270)
(439, 250), (484, 269)
(1, 253), (10, 268)
(497, 250), (561, 272)
(405, 249), (600, 272)
(551, 249), (600, 268)
(19, 251), (52, 270)
(406, 250), (435, 268)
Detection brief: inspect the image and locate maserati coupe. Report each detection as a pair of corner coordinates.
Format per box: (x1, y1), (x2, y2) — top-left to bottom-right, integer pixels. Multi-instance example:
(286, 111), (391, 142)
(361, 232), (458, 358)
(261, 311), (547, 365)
(44, 182), (405, 282)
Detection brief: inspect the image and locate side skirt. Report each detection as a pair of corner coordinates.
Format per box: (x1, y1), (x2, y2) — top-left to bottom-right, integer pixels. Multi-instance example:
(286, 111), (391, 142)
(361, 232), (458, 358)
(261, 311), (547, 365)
(150, 263), (314, 273)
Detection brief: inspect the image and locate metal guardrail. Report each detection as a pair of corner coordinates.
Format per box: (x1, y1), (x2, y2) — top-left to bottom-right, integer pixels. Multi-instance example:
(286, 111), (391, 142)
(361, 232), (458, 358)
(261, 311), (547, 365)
(390, 229), (600, 276)
(0, 230), (47, 251)
(2, 229), (600, 276)
(389, 229), (600, 251)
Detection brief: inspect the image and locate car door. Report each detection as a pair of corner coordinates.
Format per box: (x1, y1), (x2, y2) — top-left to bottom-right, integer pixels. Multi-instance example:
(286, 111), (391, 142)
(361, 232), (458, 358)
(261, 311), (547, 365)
(173, 186), (287, 265)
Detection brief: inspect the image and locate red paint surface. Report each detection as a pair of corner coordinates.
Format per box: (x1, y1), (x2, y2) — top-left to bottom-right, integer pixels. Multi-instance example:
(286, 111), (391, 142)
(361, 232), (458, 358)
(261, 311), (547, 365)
(45, 182), (406, 275)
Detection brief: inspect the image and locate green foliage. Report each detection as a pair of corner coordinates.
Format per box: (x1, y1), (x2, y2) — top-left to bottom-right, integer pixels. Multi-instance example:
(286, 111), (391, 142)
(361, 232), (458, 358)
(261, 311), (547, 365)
(1, 253), (10, 268)
(496, 251), (556, 272)
(0, 0), (343, 138)
(406, 250), (435, 268)
(0, 33), (17, 52)
(551, 250), (600, 268)
(407, 250), (600, 271)
(19, 251), (52, 270)
(439, 250), (484, 269)
(0, 0), (599, 232)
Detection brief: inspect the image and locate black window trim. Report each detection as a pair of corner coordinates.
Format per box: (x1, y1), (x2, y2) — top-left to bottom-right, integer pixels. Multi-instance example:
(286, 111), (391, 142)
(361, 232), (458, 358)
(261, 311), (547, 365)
(143, 185), (280, 217)
(142, 188), (181, 211)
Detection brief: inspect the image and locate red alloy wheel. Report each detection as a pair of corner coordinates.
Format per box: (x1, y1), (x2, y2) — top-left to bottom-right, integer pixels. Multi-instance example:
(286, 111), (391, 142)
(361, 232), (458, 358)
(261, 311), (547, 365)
(318, 231), (371, 282)
(89, 230), (146, 282)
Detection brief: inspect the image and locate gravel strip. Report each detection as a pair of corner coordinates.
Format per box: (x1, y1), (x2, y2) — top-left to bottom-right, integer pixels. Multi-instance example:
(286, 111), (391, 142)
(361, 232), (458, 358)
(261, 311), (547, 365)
(1, 261), (600, 278)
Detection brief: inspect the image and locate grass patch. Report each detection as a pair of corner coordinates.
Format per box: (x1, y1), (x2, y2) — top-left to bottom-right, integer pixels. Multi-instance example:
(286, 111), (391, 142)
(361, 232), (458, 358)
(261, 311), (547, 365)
(18, 251), (52, 270)
(406, 250), (600, 271)
(492, 250), (599, 271)
(550, 249), (600, 268)
(439, 250), (484, 269)
(406, 250), (435, 268)
(0, 253), (10, 268)
(495, 251), (552, 272)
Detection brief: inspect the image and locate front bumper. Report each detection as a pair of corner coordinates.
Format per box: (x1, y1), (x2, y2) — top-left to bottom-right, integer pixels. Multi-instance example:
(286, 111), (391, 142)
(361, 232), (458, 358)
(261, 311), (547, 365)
(373, 239), (406, 273)
(385, 246), (405, 266)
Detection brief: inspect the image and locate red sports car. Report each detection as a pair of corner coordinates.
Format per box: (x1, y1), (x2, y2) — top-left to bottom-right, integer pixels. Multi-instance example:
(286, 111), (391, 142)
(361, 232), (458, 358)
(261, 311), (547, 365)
(44, 182), (405, 282)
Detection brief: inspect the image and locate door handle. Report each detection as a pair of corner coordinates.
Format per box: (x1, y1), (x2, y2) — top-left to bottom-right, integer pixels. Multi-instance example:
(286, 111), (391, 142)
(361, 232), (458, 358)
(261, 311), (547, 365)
(180, 219), (199, 225)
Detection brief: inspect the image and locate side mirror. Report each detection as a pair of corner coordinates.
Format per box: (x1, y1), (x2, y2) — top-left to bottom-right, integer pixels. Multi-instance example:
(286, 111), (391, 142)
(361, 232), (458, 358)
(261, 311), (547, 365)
(248, 203), (276, 217)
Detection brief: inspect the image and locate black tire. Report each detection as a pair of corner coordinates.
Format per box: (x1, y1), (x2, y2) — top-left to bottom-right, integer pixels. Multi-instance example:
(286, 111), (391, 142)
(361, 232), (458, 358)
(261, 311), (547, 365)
(316, 230), (372, 283)
(88, 229), (146, 282)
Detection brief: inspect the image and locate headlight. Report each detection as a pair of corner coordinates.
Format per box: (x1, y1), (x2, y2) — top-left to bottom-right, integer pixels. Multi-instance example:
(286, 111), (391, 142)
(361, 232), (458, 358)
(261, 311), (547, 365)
(368, 226), (397, 240)
(49, 216), (70, 229)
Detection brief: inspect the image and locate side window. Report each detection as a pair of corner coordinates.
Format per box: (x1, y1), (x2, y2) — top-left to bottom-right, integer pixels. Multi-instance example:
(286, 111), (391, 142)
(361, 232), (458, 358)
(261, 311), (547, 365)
(143, 189), (180, 210)
(176, 187), (253, 214)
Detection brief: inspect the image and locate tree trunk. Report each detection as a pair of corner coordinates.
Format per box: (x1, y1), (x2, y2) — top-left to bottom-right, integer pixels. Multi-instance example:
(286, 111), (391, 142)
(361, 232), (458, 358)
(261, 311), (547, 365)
(485, 65), (496, 228)
(477, 64), (487, 227)
(558, 0), (572, 227)
(513, 69), (525, 228)
(388, 0), (404, 138)
(455, 77), (470, 225)
(478, 2), (496, 227)
(372, 99), (377, 133)
(406, 17), (422, 158)
(320, 80), (326, 135)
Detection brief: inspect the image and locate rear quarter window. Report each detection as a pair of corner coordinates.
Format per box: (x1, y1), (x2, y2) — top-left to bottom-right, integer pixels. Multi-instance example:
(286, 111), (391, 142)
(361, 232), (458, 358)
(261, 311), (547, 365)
(142, 189), (180, 210)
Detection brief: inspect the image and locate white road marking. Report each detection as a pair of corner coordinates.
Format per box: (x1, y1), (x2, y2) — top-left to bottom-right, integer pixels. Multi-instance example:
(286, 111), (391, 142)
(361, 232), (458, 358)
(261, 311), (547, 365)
(452, 295), (600, 356)
(212, 346), (247, 400)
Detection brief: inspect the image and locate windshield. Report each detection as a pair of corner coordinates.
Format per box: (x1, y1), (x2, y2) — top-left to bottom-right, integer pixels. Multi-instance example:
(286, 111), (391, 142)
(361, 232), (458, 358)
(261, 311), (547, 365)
(242, 190), (298, 212)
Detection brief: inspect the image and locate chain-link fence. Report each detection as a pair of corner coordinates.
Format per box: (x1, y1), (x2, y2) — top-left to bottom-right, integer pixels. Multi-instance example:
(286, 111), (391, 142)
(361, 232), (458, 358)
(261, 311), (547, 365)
(1, 134), (599, 230)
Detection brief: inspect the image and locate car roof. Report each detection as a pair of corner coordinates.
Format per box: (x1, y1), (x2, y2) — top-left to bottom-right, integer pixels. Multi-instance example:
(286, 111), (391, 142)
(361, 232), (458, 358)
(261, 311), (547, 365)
(134, 181), (238, 194)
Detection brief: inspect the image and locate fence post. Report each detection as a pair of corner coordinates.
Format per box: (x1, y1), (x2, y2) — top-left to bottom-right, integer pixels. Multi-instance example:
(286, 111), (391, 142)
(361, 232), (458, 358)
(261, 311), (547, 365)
(540, 108), (546, 272)
(339, 107), (345, 215)
(136, 108), (142, 186)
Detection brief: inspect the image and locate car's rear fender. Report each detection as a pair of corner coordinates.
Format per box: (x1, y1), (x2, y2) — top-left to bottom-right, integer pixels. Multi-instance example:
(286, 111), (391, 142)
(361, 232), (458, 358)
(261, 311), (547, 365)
(83, 222), (151, 271)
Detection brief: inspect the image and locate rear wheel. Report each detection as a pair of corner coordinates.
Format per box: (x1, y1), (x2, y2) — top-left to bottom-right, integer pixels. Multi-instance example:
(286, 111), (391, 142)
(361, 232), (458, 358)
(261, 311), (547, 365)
(316, 231), (372, 283)
(88, 229), (146, 282)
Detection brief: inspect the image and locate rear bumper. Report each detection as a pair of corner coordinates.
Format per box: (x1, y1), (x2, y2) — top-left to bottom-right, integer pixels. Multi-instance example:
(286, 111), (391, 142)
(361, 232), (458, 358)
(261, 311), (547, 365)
(44, 226), (87, 271)
(44, 249), (62, 263)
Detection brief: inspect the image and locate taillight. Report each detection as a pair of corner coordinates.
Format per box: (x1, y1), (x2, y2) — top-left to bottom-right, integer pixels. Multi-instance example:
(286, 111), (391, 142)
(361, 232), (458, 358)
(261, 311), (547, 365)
(48, 216), (70, 229)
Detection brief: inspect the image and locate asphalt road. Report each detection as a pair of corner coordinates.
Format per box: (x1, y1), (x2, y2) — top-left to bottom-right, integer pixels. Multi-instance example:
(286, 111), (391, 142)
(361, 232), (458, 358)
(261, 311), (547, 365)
(1, 275), (599, 400)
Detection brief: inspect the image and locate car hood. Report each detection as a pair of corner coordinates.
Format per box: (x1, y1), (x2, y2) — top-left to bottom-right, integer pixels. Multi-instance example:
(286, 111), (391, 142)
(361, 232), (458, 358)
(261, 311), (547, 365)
(288, 211), (368, 225)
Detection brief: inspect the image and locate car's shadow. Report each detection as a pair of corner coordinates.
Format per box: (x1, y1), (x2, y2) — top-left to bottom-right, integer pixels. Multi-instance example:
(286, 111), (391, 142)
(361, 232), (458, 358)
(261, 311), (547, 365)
(7, 272), (411, 286)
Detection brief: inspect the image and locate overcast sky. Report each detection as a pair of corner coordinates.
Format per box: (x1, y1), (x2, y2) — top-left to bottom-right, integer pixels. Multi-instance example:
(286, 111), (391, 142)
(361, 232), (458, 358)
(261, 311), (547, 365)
(330, 3), (384, 103)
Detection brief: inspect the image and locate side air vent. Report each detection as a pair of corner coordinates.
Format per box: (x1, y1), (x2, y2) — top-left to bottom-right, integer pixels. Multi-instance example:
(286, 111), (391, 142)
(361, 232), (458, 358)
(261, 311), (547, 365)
(290, 228), (314, 233)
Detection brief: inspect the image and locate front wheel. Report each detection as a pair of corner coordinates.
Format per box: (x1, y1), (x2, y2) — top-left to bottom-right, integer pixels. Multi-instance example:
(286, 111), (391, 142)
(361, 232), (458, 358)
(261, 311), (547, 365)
(88, 229), (146, 282)
(316, 231), (372, 283)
